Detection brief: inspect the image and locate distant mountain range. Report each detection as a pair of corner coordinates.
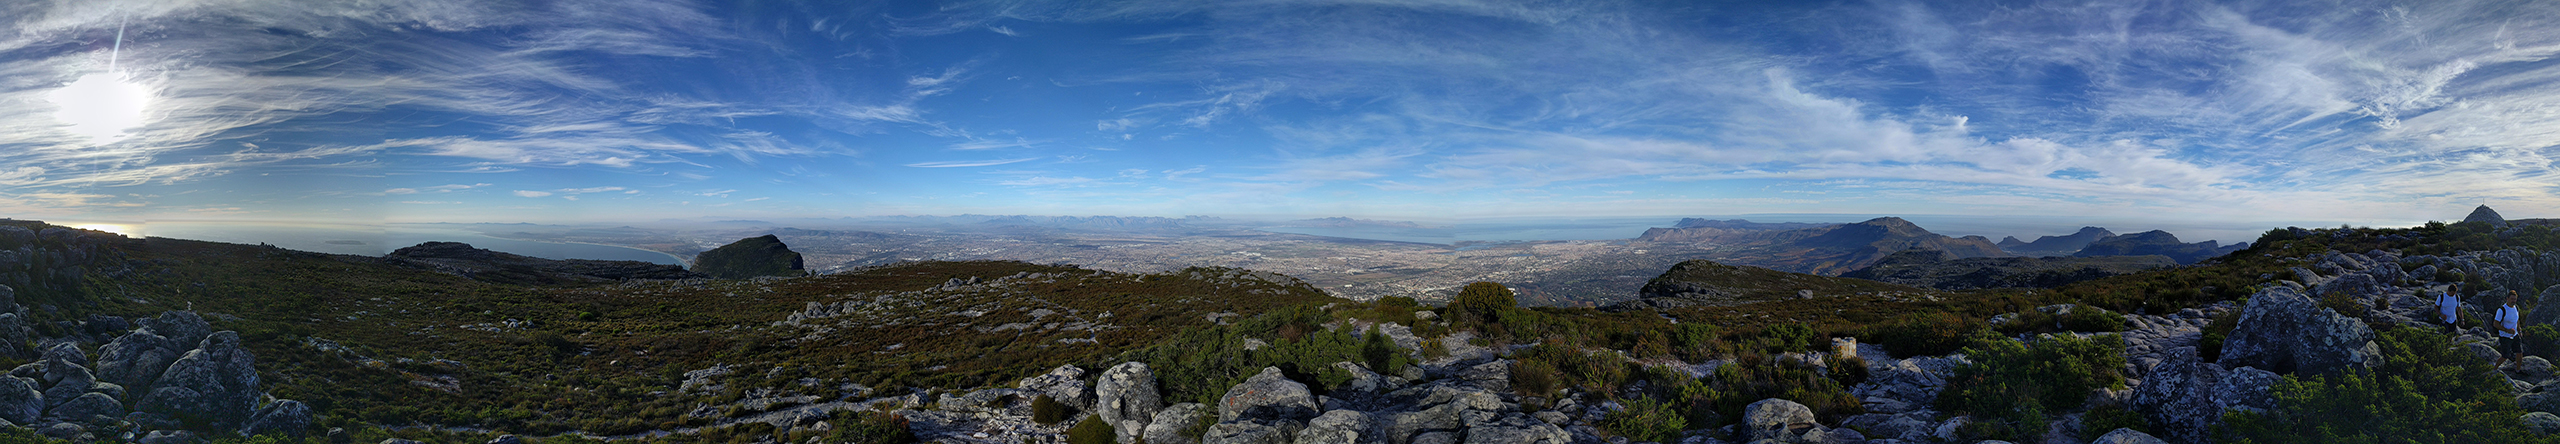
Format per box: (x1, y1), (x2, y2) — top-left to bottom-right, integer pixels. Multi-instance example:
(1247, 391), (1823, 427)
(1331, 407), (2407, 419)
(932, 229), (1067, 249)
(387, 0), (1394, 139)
(1633, 216), (2248, 276)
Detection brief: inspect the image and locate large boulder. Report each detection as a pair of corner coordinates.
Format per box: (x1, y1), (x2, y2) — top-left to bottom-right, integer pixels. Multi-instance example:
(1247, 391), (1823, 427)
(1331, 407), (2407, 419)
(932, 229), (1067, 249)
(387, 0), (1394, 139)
(1144, 403), (1209, 444)
(2217, 285), (2383, 375)
(0, 376), (38, 425)
(1097, 362), (1166, 444)
(1202, 418), (1304, 444)
(40, 343), (90, 388)
(1295, 409), (1372, 444)
(97, 329), (185, 390)
(0, 314), (27, 359)
(2091, 428), (2170, 444)
(242, 400), (316, 437)
(2527, 412), (2560, 436)
(1221, 367), (1319, 422)
(47, 392), (121, 423)
(1742, 398), (1825, 443)
(139, 312), (212, 350)
(2133, 350), (2229, 444)
(1018, 365), (1093, 411)
(1459, 413), (1572, 444)
(2214, 366), (2281, 413)
(139, 331), (261, 428)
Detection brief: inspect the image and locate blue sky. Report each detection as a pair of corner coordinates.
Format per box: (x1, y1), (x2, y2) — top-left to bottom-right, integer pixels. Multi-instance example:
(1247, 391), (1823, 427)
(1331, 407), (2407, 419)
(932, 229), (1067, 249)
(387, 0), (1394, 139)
(2, 0), (2557, 228)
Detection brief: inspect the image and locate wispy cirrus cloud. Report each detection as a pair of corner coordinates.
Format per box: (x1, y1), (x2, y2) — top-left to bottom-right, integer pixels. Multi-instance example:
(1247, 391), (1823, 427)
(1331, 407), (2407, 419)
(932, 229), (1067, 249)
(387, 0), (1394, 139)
(905, 158), (1039, 168)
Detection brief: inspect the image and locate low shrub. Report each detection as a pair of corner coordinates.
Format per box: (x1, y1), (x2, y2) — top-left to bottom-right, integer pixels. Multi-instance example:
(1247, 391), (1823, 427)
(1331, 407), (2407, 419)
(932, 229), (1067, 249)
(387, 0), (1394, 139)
(1449, 282), (1519, 327)
(1995, 306), (2126, 336)
(828, 411), (917, 444)
(2525, 325), (2560, 359)
(1599, 396), (1687, 443)
(1031, 394), (1069, 425)
(1067, 414), (1115, 444)
(2220, 327), (2547, 444)
(1679, 354), (1860, 427)
(1512, 359), (1563, 398)
(2079, 404), (2149, 442)
(1865, 312), (1988, 357)
(2199, 309), (2241, 362)
(1937, 334), (2125, 442)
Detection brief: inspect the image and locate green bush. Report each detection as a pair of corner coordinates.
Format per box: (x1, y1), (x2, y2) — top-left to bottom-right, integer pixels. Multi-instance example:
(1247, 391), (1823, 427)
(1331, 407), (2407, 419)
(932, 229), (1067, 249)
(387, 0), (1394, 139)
(1754, 323), (1819, 355)
(1450, 282), (1518, 326)
(1937, 334), (2125, 442)
(1678, 354), (1860, 427)
(1669, 323), (1722, 361)
(1866, 312), (1988, 357)
(828, 411), (917, 444)
(2079, 403), (2149, 442)
(2199, 309), (2241, 362)
(2220, 327), (2549, 444)
(1032, 394), (1069, 425)
(1131, 305), (1379, 405)
(1067, 414), (1115, 444)
(1599, 396), (1687, 443)
(1361, 327), (1413, 373)
(1512, 358), (1562, 398)
(1996, 306), (2127, 336)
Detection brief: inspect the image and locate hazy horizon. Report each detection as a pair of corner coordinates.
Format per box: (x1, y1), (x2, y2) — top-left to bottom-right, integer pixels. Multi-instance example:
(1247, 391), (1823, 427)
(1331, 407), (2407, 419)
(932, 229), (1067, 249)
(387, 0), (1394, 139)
(3, 0), (2556, 227)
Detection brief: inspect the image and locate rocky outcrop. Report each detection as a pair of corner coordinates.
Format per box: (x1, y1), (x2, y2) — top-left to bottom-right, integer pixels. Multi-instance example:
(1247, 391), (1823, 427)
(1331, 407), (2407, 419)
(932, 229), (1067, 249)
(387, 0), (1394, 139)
(387, 242), (700, 285)
(2217, 284), (2383, 375)
(691, 235), (805, 279)
(140, 331), (262, 428)
(1295, 410), (1373, 444)
(1742, 398), (1826, 443)
(97, 329), (184, 391)
(1219, 367), (1318, 422)
(140, 312), (212, 352)
(1609, 259), (1929, 311)
(1019, 365), (1093, 411)
(1143, 403), (1207, 444)
(242, 400), (315, 437)
(2092, 428), (2172, 444)
(0, 376), (39, 425)
(1097, 362), (1165, 443)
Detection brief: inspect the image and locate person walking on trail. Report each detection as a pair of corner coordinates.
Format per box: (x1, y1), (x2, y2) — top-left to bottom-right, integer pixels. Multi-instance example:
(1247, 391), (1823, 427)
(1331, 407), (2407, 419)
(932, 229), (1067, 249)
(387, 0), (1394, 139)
(2441, 284), (2464, 335)
(2497, 290), (2524, 367)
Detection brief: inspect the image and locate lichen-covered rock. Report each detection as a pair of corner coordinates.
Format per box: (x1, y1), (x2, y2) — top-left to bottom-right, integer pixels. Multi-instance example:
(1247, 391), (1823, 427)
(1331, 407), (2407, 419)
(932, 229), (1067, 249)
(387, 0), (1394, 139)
(1144, 403), (1208, 444)
(1741, 398), (1823, 443)
(2134, 350), (2228, 444)
(139, 430), (196, 444)
(140, 312), (213, 355)
(2527, 412), (2560, 436)
(1098, 362), (1166, 443)
(2214, 366), (2280, 413)
(1018, 365), (1092, 411)
(1203, 418), (1304, 444)
(1459, 413), (1571, 444)
(2217, 284), (2383, 375)
(39, 343), (89, 388)
(1221, 367), (1318, 422)
(0, 313), (27, 359)
(0, 376), (37, 426)
(242, 399), (316, 437)
(47, 392), (120, 423)
(97, 328), (184, 391)
(1454, 360), (1509, 393)
(140, 331), (261, 428)
(1295, 410), (1372, 444)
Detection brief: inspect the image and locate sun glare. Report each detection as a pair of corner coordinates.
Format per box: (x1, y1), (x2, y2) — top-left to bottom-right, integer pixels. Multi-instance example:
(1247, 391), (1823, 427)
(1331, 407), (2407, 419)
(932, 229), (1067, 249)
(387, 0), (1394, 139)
(46, 73), (153, 145)
(65, 223), (137, 237)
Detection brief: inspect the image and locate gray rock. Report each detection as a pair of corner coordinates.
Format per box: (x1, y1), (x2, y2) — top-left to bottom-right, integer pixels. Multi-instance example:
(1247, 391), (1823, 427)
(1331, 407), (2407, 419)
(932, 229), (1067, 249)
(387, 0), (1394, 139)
(1455, 360), (1510, 393)
(140, 312), (214, 355)
(2528, 412), (2560, 436)
(40, 342), (89, 387)
(140, 430), (197, 444)
(1841, 413), (1933, 442)
(1222, 367), (1319, 422)
(140, 331), (261, 428)
(243, 399), (316, 437)
(1409, 431), (1458, 444)
(2090, 427), (2170, 444)
(40, 422), (86, 441)
(2467, 342), (2503, 364)
(2524, 357), (2556, 382)
(1204, 418), (1305, 444)
(0, 314), (27, 359)
(381, 439), (425, 444)
(1145, 403), (1209, 444)
(1098, 362), (1167, 444)
(487, 435), (523, 444)
(97, 328), (184, 391)
(47, 392), (120, 423)
(2217, 285), (2383, 375)
(40, 360), (98, 410)
(1296, 410), (1373, 444)
(2134, 350), (2228, 444)
(1019, 364), (1093, 411)
(2214, 367), (2280, 412)
(1742, 398), (1822, 443)
(939, 388), (1035, 414)
(2526, 391), (2560, 414)
(1533, 411), (1569, 426)
(1333, 361), (1391, 395)
(1385, 403), (1468, 444)
(0, 376), (38, 426)
(1462, 422), (1572, 444)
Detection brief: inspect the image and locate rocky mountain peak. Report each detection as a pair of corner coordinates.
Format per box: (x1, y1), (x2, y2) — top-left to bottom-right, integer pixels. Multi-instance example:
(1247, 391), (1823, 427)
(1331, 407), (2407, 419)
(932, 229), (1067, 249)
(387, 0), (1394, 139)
(2466, 205), (2507, 226)
(692, 234), (805, 279)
